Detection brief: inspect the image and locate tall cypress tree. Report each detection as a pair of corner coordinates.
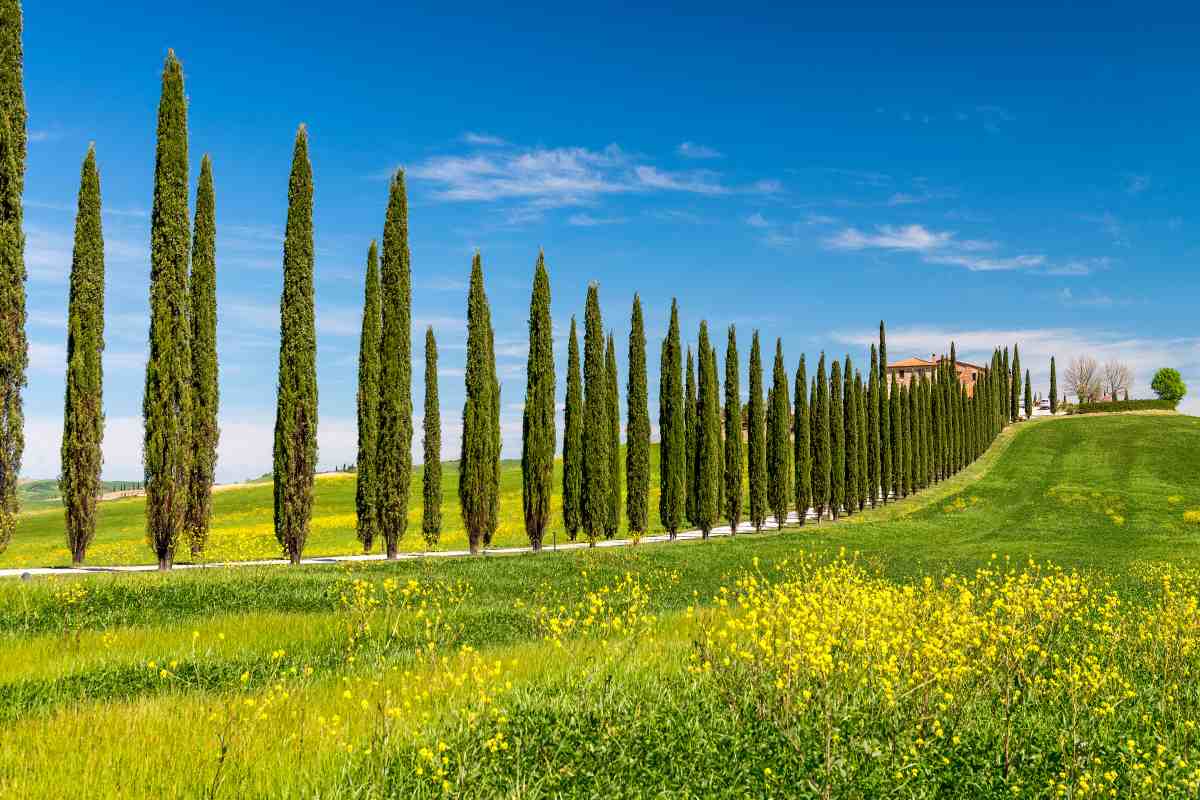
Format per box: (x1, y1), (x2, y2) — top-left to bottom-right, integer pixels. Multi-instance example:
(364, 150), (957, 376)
(580, 284), (609, 544)
(711, 345), (724, 522)
(658, 300), (685, 538)
(272, 125), (317, 566)
(723, 326), (742, 533)
(354, 241), (382, 552)
(767, 340), (791, 528)
(485, 319), (500, 548)
(460, 253), (497, 555)
(1002, 347), (1011, 423)
(867, 346), (880, 507)
(842, 355), (857, 516)
(1049, 357), (1058, 414)
(793, 355), (810, 525)
(0, 0), (27, 553)
(376, 169), (413, 559)
(878, 322), (890, 504)
(562, 317), (583, 539)
(60, 145), (105, 566)
(890, 375), (903, 499)
(422, 327), (441, 547)
(747, 332), (767, 531)
(626, 295), (650, 537)
(855, 371), (868, 511)
(905, 382), (916, 496)
(605, 333), (620, 539)
(684, 346), (698, 527)
(694, 323), (720, 537)
(812, 354), (831, 521)
(1024, 369), (1033, 420)
(143, 51), (192, 571)
(1010, 343), (1021, 422)
(521, 252), (555, 550)
(829, 358), (844, 517)
(186, 154), (218, 559)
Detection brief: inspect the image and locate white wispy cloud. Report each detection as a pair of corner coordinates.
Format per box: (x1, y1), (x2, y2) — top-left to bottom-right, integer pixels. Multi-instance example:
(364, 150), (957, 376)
(462, 132), (507, 146)
(568, 213), (627, 227)
(678, 141), (722, 159)
(823, 223), (1075, 274)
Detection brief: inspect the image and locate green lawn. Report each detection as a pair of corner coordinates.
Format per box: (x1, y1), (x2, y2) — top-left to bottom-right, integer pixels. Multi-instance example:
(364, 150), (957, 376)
(3, 413), (1200, 798)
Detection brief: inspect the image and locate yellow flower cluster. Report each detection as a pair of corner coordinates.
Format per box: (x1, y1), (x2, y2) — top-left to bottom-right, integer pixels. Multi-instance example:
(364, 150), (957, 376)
(533, 570), (659, 648)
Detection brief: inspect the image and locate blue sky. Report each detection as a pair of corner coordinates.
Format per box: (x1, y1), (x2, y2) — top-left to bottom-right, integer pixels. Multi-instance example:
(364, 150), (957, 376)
(19, 1), (1200, 481)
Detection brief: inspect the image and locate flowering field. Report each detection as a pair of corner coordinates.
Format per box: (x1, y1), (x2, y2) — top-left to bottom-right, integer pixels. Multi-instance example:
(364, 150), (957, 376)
(3, 413), (1200, 797)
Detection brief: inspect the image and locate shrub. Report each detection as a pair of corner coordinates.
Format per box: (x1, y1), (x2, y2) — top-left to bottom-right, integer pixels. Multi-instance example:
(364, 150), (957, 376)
(1072, 399), (1176, 415)
(1151, 367), (1187, 404)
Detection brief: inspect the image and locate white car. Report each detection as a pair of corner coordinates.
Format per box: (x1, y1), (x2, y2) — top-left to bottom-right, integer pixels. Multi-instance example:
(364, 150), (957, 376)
(1037, 399), (1051, 411)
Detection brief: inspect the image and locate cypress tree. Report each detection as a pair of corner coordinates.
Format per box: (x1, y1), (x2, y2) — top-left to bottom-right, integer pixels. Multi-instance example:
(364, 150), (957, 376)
(626, 295), (650, 537)
(605, 332), (620, 539)
(1024, 369), (1033, 420)
(460, 253), (497, 555)
(562, 317), (583, 539)
(793, 355), (810, 525)
(684, 346), (698, 527)
(842, 355), (857, 516)
(922, 376), (933, 487)
(272, 124), (317, 566)
(422, 327), (441, 547)
(712, 345), (724, 522)
(812, 354), (831, 521)
(354, 241), (382, 552)
(1010, 344), (1021, 422)
(521, 252), (555, 550)
(658, 300), (685, 538)
(694, 323), (720, 537)
(1049, 357), (1058, 414)
(580, 284), (609, 544)
(867, 346), (880, 507)
(829, 358), (844, 517)
(60, 145), (105, 566)
(878, 322), (890, 504)
(376, 169), (413, 559)
(1002, 347), (1011, 423)
(890, 375), (903, 499)
(747, 332), (767, 531)
(724, 326), (742, 533)
(485, 320), (500, 548)
(767, 340), (791, 529)
(186, 154), (218, 559)
(905, 382), (916, 496)
(0, 0), (27, 553)
(143, 51), (192, 571)
(855, 371), (868, 511)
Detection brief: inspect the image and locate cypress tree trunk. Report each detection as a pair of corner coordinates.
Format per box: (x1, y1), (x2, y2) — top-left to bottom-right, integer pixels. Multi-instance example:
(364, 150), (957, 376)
(658, 300), (685, 539)
(626, 295), (650, 538)
(143, 51), (192, 571)
(460, 253), (497, 555)
(1049, 357), (1058, 414)
(605, 333), (620, 539)
(684, 347), (697, 528)
(694, 323), (719, 537)
(842, 356), (857, 517)
(521, 252), (555, 550)
(724, 326), (742, 533)
(376, 169), (413, 560)
(272, 125), (317, 567)
(354, 241), (382, 552)
(829, 358), (844, 518)
(580, 284), (609, 545)
(878, 322), (890, 504)
(0, 0), (27, 554)
(867, 346), (880, 507)
(1024, 369), (1033, 420)
(422, 327), (441, 548)
(812, 354), (831, 521)
(186, 154), (218, 560)
(767, 340), (791, 529)
(747, 333), (767, 532)
(60, 145), (104, 567)
(793, 355), (810, 525)
(855, 371), (867, 511)
(562, 317), (583, 540)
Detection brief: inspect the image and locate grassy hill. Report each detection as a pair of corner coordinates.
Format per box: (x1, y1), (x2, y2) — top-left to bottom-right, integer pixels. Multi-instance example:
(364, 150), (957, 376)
(3, 413), (1200, 797)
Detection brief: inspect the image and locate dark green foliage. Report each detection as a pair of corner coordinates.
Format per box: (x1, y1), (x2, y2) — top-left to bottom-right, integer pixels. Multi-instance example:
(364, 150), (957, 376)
(694, 323), (720, 537)
(272, 126), (317, 566)
(521, 253), (555, 550)
(143, 52), (192, 571)
(376, 169), (413, 559)
(605, 333), (620, 539)
(354, 242), (382, 552)
(855, 371), (868, 511)
(842, 356), (857, 516)
(1024, 369), (1033, 420)
(1002, 347), (1011, 423)
(747, 333), (767, 531)
(905, 382), (916, 497)
(878, 322), (890, 505)
(767, 340), (791, 528)
(1050, 357), (1058, 414)
(60, 146), (105, 566)
(626, 296), (650, 537)
(422, 328), (441, 547)
(0, 0), (26, 554)
(1150, 368), (1187, 404)
(712, 345), (724, 521)
(186, 155), (218, 559)
(867, 347), (880, 507)
(580, 284), (609, 544)
(684, 347), (698, 527)
(459, 253), (499, 555)
(829, 358), (844, 517)
(562, 318), (583, 539)
(1075, 399), (1177, 414)
(811, 354), (831, 520)
(657, 300), (685, 538)
(889, 375), (903, 499)
(793, 355), (810, 525)
(723, 326), (742, 532)
(1011, 344), (1021, 423)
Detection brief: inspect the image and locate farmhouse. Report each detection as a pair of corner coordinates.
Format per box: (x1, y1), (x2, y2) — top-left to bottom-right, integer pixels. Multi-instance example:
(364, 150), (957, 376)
(886, 354), (984, 397)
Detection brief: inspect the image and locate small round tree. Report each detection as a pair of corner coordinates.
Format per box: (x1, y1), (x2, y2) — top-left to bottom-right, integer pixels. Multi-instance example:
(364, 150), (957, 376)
(1150, 368), (1187, 405)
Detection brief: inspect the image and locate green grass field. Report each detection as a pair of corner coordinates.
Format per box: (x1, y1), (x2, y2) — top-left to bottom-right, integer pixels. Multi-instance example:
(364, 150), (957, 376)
(4, 413), (1200, 798)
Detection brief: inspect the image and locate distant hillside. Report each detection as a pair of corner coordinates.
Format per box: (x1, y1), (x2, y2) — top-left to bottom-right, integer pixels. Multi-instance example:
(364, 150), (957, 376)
(18, 479), (145, 510)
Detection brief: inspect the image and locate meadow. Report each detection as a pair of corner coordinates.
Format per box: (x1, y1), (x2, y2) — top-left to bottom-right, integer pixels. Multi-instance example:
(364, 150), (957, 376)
(3, 413), (1200, 798)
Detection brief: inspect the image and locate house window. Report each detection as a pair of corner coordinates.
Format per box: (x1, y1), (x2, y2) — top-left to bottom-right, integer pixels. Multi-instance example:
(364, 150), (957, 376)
(899, 370), (905, 378)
